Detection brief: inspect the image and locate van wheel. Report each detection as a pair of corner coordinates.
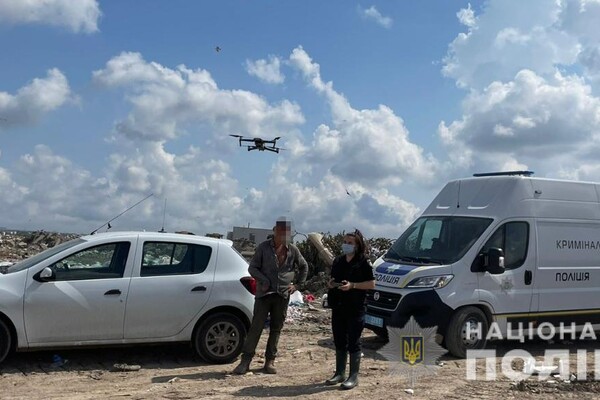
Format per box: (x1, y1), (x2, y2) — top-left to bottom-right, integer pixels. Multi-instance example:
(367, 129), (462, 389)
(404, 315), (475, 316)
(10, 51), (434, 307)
(193, 313), (247, 364)
(371, 327), (389, 342)
(445, 307), (488, 359)
(0, 320), (11, 364)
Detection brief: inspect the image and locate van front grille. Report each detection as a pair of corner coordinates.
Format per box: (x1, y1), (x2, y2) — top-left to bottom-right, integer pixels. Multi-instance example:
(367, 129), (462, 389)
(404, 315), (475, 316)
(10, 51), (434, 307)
(366, 290), (401, 311)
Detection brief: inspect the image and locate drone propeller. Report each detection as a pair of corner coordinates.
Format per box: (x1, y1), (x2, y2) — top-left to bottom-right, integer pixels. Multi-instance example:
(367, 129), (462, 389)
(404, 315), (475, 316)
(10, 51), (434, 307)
(229, 134), (243, 138)
(273, 136), (281, 141)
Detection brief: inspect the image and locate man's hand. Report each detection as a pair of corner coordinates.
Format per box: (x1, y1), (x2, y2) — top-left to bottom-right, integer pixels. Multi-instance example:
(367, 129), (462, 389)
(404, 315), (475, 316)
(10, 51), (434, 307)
(339, 280), (351, 292)
(287, 284), (297, 294)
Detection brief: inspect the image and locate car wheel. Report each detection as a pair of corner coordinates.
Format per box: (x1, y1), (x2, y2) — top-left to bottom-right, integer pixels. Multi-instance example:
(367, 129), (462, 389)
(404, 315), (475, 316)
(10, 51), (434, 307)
(445, 306), (489, 359)
(193, 313), (246, 364)
(0, 319), (12, 364)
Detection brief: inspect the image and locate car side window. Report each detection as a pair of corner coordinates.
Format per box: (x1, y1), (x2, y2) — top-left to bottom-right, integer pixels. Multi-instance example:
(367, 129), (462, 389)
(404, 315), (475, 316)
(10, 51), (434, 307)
(141, 242), (212, 277)
(50, 242), (131, 281)
(481, 222), (529, 270)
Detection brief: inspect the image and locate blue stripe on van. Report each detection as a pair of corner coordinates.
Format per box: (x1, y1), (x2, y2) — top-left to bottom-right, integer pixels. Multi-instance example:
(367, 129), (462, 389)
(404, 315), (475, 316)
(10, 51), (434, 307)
(375, 262), (420, 276)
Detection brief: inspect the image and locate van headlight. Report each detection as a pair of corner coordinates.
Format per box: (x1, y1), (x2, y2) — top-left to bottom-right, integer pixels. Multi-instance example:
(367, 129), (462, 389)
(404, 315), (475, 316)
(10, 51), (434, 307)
(406, 275), (454, 289)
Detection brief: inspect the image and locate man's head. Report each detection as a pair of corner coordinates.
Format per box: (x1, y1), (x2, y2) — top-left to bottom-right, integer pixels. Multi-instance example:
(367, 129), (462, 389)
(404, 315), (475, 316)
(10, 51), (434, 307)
(273, 217), (292, 245)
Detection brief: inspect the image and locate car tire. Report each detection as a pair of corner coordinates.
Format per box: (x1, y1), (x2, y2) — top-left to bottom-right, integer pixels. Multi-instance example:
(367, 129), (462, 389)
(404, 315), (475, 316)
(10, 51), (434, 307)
(445, 306), (489, 359)
(193, 313), (247, 364)
(0, 319), (12, 365)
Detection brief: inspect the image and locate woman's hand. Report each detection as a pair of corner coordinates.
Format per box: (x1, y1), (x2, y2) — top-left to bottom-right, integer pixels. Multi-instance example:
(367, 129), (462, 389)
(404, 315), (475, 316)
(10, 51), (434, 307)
(339, 280), (352, 291)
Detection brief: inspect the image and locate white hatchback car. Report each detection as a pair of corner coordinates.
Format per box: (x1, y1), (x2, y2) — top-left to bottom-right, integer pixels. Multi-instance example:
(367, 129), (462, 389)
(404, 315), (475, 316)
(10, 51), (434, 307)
(0, 231), (255, 364)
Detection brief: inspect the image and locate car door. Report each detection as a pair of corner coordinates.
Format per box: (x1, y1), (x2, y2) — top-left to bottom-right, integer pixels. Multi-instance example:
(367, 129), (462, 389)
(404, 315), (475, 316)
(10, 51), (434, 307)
(123, 240), (216, 339)
(475, 220), (535, 319)
(23, 240), (134, 344)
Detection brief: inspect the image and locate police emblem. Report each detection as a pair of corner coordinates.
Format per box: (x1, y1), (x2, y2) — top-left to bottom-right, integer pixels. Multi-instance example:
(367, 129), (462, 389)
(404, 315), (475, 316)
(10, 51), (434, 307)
(378, 316), (447, 387)
(401, 336), (423, 365)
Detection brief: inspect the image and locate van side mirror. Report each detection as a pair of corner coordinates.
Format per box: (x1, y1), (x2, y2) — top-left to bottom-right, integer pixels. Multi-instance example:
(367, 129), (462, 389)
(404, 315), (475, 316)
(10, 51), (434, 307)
(486, 248), (505, 274)
(34, 267), (56, 282)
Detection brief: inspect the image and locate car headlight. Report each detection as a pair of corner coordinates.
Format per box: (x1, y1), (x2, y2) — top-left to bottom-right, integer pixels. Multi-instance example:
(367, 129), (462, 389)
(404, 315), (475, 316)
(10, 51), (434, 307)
(406, 275), (454, 289)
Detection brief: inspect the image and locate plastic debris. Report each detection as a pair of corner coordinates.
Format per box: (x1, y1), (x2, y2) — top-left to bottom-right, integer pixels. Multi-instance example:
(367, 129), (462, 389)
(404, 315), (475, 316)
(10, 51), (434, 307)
(50, 354), (68, 368)
(113, 363), (141, 372)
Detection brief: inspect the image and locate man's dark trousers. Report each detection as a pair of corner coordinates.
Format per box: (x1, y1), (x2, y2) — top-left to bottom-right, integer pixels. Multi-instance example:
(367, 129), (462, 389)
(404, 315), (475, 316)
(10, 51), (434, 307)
(241, 293), (289, 361)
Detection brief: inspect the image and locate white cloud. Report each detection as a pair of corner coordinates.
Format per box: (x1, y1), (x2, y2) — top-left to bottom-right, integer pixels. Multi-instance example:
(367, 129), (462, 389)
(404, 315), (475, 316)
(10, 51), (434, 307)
(440, 0), (600, 177)
(245, 55), (285, 84)
(359, 5), (393, 29)
(0, 0), (101, 33)
(443, 0), (579, 89)
(457, 3), (476, 28)
(93, 52), (304, 141)
(288, 46), (437, 187)
(0, 68), (73, 128)
(0, 143), (249, 234)
(440, 70), (600, 164)
(0, 48), (431, 238)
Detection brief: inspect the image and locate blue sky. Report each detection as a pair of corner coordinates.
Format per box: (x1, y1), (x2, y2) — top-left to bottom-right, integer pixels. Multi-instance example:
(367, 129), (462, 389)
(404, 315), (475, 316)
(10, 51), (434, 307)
(1, 0), (600, 237)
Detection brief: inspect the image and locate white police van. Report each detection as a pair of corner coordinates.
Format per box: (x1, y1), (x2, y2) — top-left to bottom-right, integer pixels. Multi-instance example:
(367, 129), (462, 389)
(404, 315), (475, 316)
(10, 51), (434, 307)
(366, 171), (600, 357)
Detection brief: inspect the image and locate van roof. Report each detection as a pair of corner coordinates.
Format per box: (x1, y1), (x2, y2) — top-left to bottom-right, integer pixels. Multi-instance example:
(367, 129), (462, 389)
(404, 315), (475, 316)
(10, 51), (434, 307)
(423, 175), (600, 221)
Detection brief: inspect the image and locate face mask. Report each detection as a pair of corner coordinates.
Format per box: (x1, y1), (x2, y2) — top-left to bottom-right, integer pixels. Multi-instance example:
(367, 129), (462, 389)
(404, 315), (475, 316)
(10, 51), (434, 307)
(342, 243), (355, 255)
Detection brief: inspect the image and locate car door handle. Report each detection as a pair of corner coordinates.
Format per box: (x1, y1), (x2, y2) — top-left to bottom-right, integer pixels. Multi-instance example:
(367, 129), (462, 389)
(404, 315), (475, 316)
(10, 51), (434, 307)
(104, 289), (122, 296)
(524, 270), (533, 286)
(191, 286), (207, 292)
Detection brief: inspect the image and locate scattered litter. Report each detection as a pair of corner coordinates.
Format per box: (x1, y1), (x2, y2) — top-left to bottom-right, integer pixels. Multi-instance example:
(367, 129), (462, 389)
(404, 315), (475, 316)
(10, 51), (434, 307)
(304, 293), (316, 303)
(168, 377), (180, 384)
(404, 388), (414, 395)
(88, 371), (103, 380)
(113, 363), (141, 372)
(50, 354), (68, 368)
(523, 358), (559, 376)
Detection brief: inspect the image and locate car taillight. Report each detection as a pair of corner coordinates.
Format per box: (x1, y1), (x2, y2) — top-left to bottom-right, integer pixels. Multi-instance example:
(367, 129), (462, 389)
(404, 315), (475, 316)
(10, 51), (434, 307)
(240, 276), (256, 295)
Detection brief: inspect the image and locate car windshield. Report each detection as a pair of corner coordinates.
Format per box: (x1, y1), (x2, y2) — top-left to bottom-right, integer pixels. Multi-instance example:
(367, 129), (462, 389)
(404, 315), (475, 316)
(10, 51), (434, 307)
(385, 216), (492, 265)
(4, 238), (86, 274)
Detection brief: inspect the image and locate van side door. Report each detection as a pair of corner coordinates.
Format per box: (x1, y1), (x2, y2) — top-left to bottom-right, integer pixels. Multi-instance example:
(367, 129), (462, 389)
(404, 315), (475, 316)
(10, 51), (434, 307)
(474, 220), (535, 321)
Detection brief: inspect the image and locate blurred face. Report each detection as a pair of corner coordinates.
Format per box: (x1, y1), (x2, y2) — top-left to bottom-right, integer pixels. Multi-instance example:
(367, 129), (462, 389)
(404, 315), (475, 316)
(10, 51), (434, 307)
(275, 222), (292, 245)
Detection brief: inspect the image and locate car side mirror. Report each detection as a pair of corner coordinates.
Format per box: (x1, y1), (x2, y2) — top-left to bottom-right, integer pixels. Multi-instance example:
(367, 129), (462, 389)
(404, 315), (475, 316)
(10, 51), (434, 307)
(485, 248), (505, 275)
(34, 267), (56, 282)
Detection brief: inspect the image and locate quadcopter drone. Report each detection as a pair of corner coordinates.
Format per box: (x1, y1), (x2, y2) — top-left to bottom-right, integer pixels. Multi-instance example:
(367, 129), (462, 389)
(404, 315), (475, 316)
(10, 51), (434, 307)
(230, 134), (284, 153)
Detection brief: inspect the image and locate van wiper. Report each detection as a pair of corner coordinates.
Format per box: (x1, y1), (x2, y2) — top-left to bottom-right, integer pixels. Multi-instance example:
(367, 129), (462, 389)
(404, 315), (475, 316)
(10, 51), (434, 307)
(399, 256), (443, 265)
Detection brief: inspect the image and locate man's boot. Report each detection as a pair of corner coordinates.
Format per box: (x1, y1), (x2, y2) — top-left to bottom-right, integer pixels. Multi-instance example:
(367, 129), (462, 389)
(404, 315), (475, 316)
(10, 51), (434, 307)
(325, 350), (347, 385)
(340, 351), (360, 390)
(263, 359), (277, 374)
(233, 356), (252, 375)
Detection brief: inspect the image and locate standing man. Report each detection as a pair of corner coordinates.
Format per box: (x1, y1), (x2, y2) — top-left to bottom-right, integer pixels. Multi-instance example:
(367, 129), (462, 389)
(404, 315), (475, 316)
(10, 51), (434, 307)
(233, 218), (308, 375)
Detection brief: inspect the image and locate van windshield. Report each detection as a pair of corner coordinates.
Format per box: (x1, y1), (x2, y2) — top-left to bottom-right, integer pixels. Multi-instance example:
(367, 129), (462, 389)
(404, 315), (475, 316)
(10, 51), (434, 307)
(385, 216), (492, 265)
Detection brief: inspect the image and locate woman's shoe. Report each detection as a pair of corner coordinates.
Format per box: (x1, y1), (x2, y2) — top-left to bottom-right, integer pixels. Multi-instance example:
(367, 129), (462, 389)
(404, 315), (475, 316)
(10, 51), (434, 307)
(340, 351), (360, 390)
(325, 350), (347, 385)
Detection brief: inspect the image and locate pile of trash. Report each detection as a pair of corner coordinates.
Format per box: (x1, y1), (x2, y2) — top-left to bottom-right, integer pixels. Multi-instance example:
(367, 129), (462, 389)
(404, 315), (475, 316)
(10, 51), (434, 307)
(0, 231), (79, 264)
(285, 291), (330, 326)
(303, 272), (330, 297)
(232, 238), (257, 261)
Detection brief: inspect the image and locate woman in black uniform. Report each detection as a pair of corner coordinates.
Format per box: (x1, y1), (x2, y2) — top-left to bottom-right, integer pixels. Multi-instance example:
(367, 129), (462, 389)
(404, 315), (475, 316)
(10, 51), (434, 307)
(325, 230), (375, 390)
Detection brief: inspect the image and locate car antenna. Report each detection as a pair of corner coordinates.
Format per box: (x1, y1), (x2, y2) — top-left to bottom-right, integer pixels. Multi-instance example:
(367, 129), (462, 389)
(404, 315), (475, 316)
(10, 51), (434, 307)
(90, 193), (154, 235)
(159, 198), (167, 233)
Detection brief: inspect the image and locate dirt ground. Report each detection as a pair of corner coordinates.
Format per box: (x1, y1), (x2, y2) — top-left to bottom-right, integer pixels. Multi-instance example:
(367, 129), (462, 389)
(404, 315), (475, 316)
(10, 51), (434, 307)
(3, 311), (600, 400)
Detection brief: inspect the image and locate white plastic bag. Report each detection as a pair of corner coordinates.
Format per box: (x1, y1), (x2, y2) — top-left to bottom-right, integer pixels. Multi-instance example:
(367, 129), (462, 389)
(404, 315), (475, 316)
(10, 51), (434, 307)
(289, 290), (304, 304)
